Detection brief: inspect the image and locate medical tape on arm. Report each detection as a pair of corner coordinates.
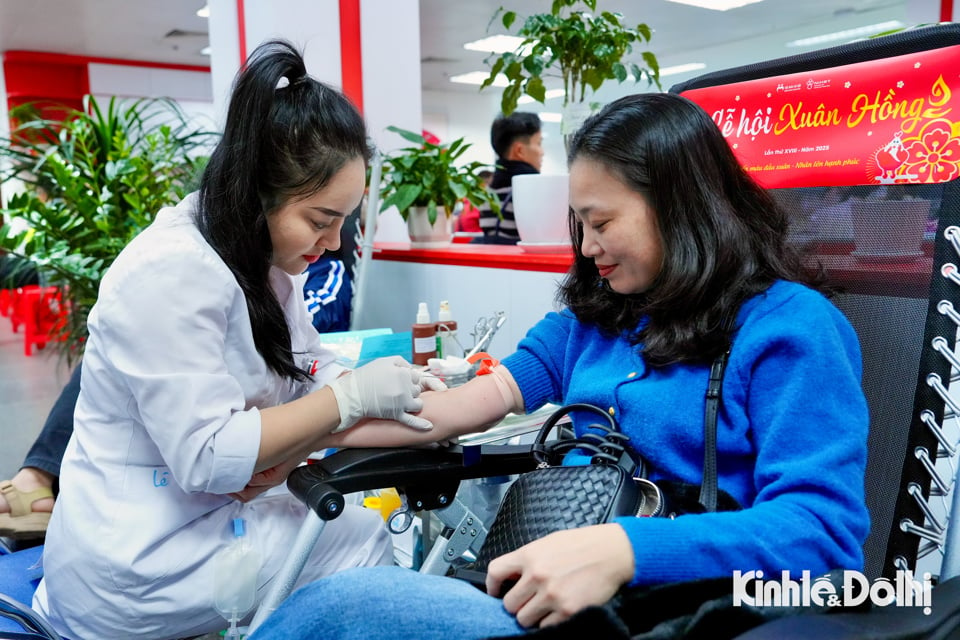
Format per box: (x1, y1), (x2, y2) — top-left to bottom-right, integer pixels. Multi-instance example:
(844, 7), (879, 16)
(487, 365), (524, 415)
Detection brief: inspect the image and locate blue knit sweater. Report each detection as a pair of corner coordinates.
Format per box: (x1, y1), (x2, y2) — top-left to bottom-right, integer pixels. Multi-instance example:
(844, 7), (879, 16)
(501, 280), (870, 587)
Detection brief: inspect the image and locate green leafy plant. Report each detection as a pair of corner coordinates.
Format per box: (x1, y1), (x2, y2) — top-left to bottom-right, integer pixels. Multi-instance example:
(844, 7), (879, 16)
(378, 125), (500, 225)
(480, 0), (661, 116)
(0, 95), (217, 363)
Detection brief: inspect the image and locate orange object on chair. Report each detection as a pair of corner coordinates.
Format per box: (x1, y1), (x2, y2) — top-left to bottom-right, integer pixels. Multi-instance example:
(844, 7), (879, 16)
(16, 285), (67, 356)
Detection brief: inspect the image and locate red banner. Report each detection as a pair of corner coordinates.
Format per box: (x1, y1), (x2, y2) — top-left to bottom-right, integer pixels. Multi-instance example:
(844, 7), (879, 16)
(680, 45), (960, 189)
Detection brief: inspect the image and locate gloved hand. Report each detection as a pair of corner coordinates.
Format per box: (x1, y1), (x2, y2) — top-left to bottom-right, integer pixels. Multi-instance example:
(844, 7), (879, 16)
(326, 356), (447, 432)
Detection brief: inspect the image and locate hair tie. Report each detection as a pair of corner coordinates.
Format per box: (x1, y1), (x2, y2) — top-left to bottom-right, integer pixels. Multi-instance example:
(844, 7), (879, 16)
(276, 75), (307, 91)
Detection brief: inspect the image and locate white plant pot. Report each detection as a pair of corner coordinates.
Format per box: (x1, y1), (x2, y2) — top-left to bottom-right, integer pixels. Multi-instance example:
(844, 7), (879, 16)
(406, 206), (452, 248)
(561, 101), (596, 152)
(561, 102), (594, 137)
(511, 174), (570, 246)
(849, 197), (931, 262)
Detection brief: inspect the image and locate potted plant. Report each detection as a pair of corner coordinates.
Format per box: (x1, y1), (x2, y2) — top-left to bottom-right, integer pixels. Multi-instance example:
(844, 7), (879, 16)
(0, 95), (216, 363)
(378, 126), (500, 247)
(480, 0), (661, 137)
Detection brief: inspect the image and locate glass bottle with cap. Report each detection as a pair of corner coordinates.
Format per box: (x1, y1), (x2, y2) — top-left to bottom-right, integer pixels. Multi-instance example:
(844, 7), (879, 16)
(436, 300), (461, 359)
(411, 302), (437, 366)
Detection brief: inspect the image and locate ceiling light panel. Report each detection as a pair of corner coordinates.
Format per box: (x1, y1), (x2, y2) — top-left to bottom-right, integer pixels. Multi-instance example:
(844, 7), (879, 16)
(659, 62), (707, 77)
(786, 21), (905, 47)
(463, 35), (526, 54)
(517, 89), (566, 104)
(664, 0), (764, 10)
(449, 71), (508, 87)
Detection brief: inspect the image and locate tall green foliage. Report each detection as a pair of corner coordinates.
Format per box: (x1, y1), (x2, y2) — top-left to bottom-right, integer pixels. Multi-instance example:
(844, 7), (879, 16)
(0, 95), (218, 363)
(481, 0), (660, 116)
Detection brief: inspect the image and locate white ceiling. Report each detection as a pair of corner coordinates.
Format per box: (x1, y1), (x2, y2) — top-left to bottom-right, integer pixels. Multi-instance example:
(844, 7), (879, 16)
(419, 0), (915, 93)
(0, 0), (922, 95)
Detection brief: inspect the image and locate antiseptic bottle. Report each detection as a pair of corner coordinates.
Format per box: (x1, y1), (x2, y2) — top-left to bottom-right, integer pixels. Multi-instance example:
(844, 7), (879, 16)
(411, 302), (437, 365)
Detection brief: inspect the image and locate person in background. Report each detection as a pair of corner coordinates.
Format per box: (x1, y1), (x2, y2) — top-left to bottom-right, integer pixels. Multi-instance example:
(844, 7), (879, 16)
(31, 39), (442, 640)
(475, 112), (543, 244)
(251, 92), (870, 639)
(455, 169), (492, 234)
(303, 206), (360, 333)
(304, 254), (353, 333)
(0, 365), (76, 541)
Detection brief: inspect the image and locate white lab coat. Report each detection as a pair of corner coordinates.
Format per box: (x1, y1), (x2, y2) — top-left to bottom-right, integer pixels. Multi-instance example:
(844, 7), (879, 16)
(33, 194), (392, 640)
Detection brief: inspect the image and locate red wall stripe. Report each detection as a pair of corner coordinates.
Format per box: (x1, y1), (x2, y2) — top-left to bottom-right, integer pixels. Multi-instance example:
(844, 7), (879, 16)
(372, 243), (573, 274)
(236, 0), (248, 64)
(3, 50), (209, 74)
(339, 0), (363, 114)
(3, 53), (87, 100)
(942, 0), (954, 22)
(4, 49), (211, 123)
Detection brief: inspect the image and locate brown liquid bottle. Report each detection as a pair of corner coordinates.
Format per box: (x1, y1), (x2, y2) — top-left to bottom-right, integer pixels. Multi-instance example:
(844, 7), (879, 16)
(411, 302), (437, 365)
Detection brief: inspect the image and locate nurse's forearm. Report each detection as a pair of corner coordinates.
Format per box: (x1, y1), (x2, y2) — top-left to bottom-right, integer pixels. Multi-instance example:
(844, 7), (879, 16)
(256, 386), (342, 472)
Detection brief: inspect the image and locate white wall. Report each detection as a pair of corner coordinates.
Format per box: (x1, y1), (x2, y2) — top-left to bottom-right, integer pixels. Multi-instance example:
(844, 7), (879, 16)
(355, 258), (565, 359)
(88, 64), (212, 102)
(88, 64), (217, 136)
(361, 0), (422, 156)
(245, 0), (342, 86)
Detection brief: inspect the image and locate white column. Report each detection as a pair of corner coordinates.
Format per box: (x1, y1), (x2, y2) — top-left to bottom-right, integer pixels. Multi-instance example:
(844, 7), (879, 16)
(360, 0), (422, 154)
(0, 60), (9, 207)
(207, 0), (242, 130)
(207, 0), (344, 129)
(243, 0), (343, 86)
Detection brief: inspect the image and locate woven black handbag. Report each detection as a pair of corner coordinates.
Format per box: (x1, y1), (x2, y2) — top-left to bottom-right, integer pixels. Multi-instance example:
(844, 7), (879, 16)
(462, 353), (739, 578)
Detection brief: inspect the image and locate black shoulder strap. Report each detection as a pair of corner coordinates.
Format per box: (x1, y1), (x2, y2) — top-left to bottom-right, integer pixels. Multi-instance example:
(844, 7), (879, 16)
(699, 350), (730, 512)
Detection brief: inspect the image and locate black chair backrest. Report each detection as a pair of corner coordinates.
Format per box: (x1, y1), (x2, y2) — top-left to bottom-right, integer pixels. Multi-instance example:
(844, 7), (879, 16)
(672, 23), (960, 583)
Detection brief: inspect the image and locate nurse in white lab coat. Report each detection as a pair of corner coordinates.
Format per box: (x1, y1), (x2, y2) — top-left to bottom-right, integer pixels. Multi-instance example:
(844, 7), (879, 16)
(33, 40), (440, 640)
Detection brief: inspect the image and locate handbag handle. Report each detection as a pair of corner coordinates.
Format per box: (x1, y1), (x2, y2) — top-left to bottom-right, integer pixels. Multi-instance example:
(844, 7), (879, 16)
(533, 403), (637, 470)
(534, 351), (731, 513)
(535, 402), (617, 445)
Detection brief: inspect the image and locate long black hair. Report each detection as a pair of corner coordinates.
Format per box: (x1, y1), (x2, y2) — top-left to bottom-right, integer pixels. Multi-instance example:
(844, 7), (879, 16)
(197, 40), (370, 381)
(560, 93), (821, 366)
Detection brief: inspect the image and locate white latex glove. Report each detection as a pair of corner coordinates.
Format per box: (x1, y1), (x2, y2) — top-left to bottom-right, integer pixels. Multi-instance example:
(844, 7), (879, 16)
(327, 356), (447, 432)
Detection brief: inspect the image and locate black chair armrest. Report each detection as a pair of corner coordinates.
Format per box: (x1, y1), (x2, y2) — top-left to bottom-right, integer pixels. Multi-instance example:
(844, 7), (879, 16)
(288, 444), (539, 519)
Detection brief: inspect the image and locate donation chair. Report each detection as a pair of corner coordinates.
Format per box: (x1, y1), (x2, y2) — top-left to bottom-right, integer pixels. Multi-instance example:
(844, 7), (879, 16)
(248, 22), (960, 638)
(670, 21), (960, 587)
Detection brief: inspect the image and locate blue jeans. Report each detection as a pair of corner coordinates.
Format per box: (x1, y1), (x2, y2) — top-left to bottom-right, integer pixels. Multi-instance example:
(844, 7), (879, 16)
(250, 566), (525, 640)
